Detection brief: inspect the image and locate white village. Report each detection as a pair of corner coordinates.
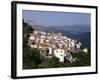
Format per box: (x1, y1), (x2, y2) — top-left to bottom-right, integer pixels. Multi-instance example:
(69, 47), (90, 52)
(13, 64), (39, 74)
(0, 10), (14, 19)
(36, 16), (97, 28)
(27, 30), (88, 63)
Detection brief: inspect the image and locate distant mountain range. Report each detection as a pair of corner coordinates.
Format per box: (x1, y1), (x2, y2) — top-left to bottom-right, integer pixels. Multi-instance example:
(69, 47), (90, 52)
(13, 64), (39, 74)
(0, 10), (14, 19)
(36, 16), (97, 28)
(32, 24), (90, 32)
(32, 24), (91, 47)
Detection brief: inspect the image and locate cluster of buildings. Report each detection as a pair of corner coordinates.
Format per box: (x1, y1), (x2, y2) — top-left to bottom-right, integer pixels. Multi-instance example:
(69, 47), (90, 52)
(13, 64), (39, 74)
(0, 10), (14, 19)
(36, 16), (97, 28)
(28, 30), (87, 63)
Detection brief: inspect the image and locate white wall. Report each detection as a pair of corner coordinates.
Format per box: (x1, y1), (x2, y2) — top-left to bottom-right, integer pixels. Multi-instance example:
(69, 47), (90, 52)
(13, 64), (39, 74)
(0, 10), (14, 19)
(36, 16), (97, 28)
(0, 0), (99, 80)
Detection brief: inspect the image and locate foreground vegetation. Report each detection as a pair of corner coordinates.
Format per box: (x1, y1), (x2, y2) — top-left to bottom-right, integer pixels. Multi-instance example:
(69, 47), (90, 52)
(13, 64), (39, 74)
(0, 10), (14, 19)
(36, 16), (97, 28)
(23, 47), (91, 69)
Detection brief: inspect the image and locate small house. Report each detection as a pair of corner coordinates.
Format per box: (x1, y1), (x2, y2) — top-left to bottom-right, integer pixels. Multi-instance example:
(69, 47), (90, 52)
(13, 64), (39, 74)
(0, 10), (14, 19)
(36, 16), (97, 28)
(54, 48), (66, 62)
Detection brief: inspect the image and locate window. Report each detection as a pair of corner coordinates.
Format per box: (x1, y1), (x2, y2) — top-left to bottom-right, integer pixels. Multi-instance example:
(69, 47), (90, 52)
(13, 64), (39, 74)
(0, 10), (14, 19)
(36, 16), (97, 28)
(46, 49), (49, 53)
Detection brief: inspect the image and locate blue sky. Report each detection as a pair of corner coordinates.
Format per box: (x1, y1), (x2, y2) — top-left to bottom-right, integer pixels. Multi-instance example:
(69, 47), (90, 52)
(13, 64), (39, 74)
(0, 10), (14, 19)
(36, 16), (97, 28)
(22, 10), (90, 26)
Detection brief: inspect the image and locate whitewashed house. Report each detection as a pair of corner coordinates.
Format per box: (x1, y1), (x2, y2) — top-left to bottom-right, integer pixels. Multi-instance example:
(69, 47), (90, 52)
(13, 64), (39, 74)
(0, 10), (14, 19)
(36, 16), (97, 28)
(38, 43), (49, 49)
(51, 44), (56, 49)
(29, 36), (35, 41)
(45, 39), (49, 43)
(76, 42), (81, 50)
(54, 48), (66, 62)
(41, 35), (46, 39)
(28, 35), (35, 48)
(40, 39), (44, 43)
(59, 43), (63, 48)
(48, 47), (52, 55)
(82, 48), (88, 53)
(34, 31), (38, 35)
(30, 44), (38, 48)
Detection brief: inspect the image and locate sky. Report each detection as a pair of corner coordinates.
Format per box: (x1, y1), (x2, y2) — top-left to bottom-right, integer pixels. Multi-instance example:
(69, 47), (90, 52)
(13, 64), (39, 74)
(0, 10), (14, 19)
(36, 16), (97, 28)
(22, 10), (90, 26)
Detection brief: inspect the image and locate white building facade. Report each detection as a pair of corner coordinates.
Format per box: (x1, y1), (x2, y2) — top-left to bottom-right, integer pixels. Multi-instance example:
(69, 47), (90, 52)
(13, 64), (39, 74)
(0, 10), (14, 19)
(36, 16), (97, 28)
(54, 49), (66, 62)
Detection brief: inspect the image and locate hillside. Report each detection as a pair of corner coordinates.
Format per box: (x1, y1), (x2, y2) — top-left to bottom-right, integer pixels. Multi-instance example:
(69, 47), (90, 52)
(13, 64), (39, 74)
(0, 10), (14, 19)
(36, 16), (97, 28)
(31, 24), (90, 47)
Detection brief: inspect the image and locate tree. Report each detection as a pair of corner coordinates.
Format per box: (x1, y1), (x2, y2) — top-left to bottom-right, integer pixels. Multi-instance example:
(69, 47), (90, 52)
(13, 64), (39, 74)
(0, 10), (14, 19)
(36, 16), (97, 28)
(23, 19), (34, 34)
(23, 48), (41, 69)
(39, 57), (60, 68)
(68, 48), (91, 67)
(23, 19), (34, 48)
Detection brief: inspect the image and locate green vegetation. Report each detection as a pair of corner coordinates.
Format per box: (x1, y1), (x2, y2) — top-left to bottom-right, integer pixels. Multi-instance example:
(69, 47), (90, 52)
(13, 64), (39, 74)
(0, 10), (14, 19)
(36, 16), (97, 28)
(23, 48), (42, 69)
(23, 19), (33, 48)
(38, 57), (60, 68)
(73, 48), (90, 66)
(64, 49), (91, 67)
(23, 47), (61, 69)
